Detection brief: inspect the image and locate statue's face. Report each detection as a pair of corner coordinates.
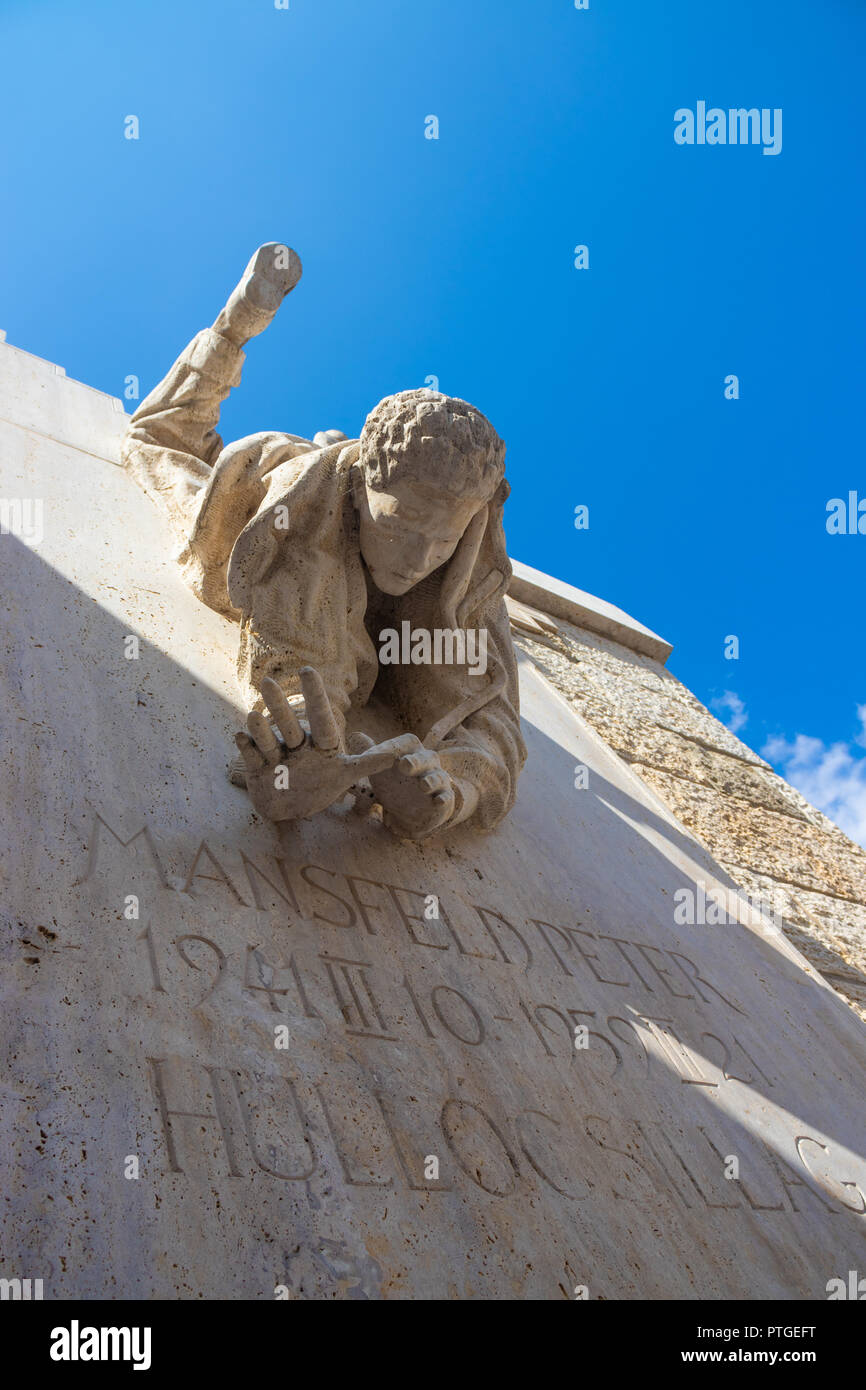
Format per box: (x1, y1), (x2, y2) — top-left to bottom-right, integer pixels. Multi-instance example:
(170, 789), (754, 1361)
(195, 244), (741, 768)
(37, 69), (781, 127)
(355, 473), (482, 596)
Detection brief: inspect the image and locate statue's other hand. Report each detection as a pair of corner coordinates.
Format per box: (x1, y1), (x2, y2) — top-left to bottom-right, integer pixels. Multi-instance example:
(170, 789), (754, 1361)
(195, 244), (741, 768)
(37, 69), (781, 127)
(234, 669), (420, 823)
(360, 739), (456, 839)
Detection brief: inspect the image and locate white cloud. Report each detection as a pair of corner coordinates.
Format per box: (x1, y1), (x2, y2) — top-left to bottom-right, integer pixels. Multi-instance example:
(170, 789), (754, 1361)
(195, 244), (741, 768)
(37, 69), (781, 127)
(763, 707), (866, 849)
(710, 690), (747, 734)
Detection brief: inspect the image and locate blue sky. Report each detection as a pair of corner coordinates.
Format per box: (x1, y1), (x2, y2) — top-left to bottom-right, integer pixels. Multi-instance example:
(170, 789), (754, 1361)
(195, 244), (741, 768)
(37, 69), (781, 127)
(2, 0), (865, 841)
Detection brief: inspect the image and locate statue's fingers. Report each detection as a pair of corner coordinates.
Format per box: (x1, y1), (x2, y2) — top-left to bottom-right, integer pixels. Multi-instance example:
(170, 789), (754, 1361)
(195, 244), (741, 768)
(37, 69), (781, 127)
(420, 770), (450, 796)
(347, 733), (422, 778)
(261, 677), (304, 750)
(234, 732), (265, 773)
(397, 748), (439, 777)
(299, 667), (340, 750)
(247, 710), (282, 764)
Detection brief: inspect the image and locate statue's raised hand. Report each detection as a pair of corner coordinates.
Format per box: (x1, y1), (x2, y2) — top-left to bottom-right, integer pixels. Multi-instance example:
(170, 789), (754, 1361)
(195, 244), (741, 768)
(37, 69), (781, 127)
(214, 242), (303, 347)
(235, 669), (421, 823)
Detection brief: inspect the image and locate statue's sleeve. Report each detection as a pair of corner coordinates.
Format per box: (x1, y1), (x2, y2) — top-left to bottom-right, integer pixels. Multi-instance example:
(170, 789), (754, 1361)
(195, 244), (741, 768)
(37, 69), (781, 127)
(433, 597), (527, 832)
(121, 328), (246, 547)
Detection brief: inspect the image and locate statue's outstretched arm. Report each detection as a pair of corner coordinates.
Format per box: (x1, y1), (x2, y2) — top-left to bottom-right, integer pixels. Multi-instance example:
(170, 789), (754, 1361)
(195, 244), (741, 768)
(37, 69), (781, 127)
(122, 244), (304, 582)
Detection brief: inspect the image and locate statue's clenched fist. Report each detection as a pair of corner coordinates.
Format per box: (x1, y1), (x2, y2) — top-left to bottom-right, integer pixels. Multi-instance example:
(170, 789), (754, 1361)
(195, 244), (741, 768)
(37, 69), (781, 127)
(215, 242), (303, 347)
(349, 734), (455, 839)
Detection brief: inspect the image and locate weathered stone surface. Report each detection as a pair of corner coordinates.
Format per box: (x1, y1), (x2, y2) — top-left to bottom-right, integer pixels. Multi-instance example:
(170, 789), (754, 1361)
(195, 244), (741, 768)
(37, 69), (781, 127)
(629, 769), (864, 903)
(2, 343), (866, 1300)
(512, 619), (866, 1027)
(517, 623), (769, 766)
(714, 865), (866, 1018)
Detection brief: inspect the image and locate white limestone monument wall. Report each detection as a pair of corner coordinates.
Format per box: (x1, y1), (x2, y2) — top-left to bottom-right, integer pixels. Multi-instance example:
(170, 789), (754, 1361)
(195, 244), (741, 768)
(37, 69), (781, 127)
(1, 334), (865, 1299)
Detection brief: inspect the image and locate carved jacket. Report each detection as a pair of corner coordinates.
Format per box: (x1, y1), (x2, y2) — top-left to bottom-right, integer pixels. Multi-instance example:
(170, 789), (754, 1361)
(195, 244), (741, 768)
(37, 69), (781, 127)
(123, 328), (526, 833)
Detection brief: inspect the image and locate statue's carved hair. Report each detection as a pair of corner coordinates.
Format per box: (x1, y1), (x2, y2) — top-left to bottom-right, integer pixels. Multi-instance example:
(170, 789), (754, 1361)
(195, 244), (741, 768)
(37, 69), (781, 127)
(359, 389), (505, 500)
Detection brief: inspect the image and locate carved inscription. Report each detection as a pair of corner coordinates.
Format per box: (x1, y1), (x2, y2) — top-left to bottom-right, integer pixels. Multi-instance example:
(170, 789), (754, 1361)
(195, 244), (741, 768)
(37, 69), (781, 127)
(79, 809), (866, 1216)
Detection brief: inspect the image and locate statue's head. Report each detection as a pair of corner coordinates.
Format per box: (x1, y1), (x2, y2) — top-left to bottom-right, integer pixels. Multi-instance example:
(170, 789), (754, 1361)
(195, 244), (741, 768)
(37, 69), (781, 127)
(353, 389), (506, 596)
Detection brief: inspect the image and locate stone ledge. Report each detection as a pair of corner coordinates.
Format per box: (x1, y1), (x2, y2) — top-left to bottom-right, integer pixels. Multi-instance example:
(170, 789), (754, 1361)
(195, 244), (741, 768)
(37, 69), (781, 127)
(508, 559), (673, 664)
(0, 334), (128, 463)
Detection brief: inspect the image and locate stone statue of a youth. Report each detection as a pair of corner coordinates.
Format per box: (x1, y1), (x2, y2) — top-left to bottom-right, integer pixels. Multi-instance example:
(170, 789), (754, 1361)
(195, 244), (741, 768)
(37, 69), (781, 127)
(123, 244), (526, 840)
